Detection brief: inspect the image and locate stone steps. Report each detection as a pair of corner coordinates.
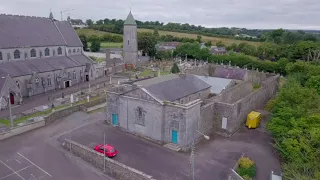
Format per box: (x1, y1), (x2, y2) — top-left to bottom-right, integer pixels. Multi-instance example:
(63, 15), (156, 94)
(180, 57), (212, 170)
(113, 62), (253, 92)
(163, 143), (181, 152)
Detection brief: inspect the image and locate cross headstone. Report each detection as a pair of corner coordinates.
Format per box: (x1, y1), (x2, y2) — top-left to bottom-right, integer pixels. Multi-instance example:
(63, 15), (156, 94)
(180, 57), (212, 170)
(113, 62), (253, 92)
(70, 94), (74, 104)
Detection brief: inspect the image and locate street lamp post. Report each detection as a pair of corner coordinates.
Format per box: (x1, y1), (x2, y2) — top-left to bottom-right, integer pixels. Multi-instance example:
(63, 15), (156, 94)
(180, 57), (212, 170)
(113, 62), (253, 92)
(190, 130), (210, 180)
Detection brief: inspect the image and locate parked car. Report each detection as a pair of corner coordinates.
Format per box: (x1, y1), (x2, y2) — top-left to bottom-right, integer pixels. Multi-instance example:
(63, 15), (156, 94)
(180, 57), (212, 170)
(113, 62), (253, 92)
(94, 144), (118, 158)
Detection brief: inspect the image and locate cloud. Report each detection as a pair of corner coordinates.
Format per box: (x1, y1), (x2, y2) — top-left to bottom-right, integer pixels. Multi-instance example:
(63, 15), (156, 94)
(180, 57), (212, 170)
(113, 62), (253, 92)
(0, 0), (319, 29)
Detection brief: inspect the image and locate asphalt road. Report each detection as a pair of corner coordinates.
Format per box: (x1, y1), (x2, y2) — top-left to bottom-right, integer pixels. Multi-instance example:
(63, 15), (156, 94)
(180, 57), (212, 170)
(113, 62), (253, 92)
(0, 112), (114, 180)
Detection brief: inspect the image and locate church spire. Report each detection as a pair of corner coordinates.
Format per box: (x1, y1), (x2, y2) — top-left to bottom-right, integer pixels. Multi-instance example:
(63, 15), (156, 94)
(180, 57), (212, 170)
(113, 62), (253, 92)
(124, 10), (136, 25)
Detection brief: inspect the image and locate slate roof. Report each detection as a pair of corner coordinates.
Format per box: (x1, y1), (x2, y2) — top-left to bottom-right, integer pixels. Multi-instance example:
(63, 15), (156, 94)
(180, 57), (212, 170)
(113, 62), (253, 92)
(143, 74), (211, 101)
(0, 14), (66, 48)
(68, 54), (93, 66)
(0, 14), (83, 48)
(124, 11), (136, 25)
(214, 67), (246, 80)
(195, 75), (233, 94)
(0, 76), (8, 93)
(0, 55), (90, 77)
(55, 21), (83, 47)
(135, 74), (179, 87)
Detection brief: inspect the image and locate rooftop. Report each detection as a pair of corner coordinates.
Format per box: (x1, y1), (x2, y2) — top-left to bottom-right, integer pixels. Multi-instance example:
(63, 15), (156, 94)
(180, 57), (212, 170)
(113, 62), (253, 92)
(135, 74), (211, 101)
(195, 76), (234, 94)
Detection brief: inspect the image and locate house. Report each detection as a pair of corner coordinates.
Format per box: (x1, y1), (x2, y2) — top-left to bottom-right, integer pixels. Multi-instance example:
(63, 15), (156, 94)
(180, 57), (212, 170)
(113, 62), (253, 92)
(0, 13), (95, 108)
(211, 47), (227, 55)
(156, 42), (180, 51)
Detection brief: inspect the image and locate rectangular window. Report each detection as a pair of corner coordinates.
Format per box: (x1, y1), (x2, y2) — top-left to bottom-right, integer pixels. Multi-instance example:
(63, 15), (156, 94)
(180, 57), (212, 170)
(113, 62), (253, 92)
(222, 117), (227, 129)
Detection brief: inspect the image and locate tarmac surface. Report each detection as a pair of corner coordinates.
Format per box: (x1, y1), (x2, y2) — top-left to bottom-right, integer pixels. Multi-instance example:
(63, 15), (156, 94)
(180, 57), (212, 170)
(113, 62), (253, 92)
(0, 112), (113, 180)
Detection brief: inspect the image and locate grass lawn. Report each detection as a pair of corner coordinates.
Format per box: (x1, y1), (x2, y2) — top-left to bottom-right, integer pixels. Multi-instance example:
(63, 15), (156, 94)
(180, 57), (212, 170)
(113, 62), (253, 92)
(88, 42), (123, 48)
(138, 28), (261, 47)
(132, 69), (170, 78)
(76, 29), (119, 37)
(0, 96), (102, 127)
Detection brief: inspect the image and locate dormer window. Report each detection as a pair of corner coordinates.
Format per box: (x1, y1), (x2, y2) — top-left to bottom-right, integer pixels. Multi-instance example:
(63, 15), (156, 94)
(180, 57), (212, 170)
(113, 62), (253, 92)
(30, 49), (36, 57)
(45, 48), (50, 56)
(58, 47), (62, 55)
(14, 50), (20, 59)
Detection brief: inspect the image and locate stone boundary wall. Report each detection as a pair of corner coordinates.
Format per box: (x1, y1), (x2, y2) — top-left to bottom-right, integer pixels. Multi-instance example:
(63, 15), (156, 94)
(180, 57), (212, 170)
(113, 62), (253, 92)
(0, 120), (45, 140)
(214, 81), (253, 104)
(0, 97), (106, 141)
(62, 139), (155, 180)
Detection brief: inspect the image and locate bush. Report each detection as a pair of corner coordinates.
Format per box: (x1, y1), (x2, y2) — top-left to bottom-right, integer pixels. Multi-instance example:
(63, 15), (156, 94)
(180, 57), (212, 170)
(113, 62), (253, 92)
(236, 157), (256, 178)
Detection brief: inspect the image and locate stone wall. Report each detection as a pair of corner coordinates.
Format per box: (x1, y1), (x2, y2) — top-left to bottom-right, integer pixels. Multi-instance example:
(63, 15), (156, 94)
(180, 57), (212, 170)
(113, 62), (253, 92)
(0, 120), (45, 140)
(62, 139), (155, 180)
(215, 81), (253, 104)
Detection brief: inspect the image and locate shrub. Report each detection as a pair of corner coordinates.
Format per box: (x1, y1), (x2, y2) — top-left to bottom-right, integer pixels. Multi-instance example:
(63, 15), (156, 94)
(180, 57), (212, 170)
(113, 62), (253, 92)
(236, 157), (256, 178)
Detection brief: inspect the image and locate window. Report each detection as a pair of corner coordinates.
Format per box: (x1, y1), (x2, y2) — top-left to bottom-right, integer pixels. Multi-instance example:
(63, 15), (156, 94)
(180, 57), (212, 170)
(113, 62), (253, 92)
(30, 49), (36, 57)
(73, 49), (75, 53)
(48, 75), (52, 86)
(68, 49), (71, 53)
(135, 107), (145, 126)
(73, 71), (76, 79)
(128, 40), (129, 45)
(16, 81), (20, 88)
(138, 107), (142, 118)
(44, 48), (50, 56)
(57, 47), (62, 55)
(0, 52), (2, 60)
(14, 50), (20, 59)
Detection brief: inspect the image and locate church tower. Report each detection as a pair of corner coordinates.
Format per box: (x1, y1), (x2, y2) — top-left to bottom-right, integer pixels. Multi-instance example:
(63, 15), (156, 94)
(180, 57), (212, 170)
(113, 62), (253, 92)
(123, 11), (138, 67)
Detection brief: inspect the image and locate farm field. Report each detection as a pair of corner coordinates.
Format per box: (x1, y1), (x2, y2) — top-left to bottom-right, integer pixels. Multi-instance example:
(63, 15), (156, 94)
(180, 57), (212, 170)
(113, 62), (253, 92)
(76, 28), (260, 47)
(88, 42), (122, 48)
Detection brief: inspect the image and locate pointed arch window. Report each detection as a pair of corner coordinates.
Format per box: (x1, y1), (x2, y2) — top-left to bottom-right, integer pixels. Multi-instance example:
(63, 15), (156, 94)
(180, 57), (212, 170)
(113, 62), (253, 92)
(0, 52), (2, 60)
(47, 75), (52, 86)
(44, 48), (50, 56)
(30, 49), (36, 57)
(73, 49), (76, 53)
(68, 49), (71, 53)
(57, 47), (62, 55)
(14, 50), (20, 59)
(73, 70), (76, 79)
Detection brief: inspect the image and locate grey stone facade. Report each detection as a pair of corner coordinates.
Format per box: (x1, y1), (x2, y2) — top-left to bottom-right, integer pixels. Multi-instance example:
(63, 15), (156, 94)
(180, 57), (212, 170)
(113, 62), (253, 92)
(0, 14), (96, 108)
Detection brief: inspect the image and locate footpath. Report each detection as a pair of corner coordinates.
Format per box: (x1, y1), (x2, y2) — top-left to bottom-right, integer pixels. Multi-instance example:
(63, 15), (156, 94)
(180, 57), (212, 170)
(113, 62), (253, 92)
(0, 76), (123, 119)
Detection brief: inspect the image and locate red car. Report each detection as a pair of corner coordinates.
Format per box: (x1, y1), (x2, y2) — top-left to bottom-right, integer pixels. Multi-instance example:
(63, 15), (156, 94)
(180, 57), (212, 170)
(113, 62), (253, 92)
(94, 144), (118, 158)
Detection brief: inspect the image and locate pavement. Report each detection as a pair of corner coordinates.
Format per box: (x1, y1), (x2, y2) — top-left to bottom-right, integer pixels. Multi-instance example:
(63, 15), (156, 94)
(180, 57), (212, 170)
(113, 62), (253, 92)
(56, 113), (281, 180)
(0, 75), (126, 119)
(0, 110), (281, 180)
(0, 112), (114, 180)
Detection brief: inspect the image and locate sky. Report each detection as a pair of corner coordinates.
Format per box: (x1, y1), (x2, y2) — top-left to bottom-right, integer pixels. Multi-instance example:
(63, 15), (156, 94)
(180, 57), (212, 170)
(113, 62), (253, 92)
(1, 0), (320, 30)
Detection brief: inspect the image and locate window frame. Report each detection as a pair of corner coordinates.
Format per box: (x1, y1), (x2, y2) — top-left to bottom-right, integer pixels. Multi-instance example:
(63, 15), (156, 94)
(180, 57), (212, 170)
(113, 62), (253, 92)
(57, 47), (62, 55)
(30, 49), (36, 58)
(14, 50), (20, 59)
(44, 48), (50, 56)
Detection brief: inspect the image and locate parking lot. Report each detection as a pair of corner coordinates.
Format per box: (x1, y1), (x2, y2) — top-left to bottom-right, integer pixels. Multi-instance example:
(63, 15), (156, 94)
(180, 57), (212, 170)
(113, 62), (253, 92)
(57, 111), (281, 180)
(0, 152), (51, 180)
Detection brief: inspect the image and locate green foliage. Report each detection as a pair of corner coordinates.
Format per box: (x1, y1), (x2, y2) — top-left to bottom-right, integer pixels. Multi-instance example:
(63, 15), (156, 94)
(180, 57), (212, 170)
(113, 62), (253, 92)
(153, 29), (160, 37)
(170, 63), (180, 74)
(79, 34), (88, 51)
(138, 32), (157, 56)
(253, 83), (260, 90)
(236, 157), (256, 178)
(306, 75), (320, 95)
(205, 41), (212, 47)
(90, 36), (101, 52)
(156, 50), (172, 60)
(216, 41), (225, 47)
(267, 76), (320, 179)
(196, 35), (202, 43)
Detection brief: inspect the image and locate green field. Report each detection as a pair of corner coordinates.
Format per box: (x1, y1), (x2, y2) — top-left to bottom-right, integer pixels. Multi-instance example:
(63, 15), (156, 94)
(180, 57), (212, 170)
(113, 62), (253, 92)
(76, 28), (260, 47)
(88, 42), (123, 48)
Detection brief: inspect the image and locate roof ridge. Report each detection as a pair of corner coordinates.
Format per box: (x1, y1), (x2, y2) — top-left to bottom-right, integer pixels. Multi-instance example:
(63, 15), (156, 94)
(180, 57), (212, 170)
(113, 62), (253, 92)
(0, 13), (50, 20)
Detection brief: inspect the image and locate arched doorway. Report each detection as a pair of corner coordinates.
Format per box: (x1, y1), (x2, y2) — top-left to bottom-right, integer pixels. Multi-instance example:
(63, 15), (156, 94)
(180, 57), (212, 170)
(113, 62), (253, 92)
(9, 93), (14, 104)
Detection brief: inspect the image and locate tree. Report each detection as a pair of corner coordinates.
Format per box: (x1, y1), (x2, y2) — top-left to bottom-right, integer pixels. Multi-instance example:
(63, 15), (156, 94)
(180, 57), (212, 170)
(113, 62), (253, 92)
(90, 36), (101, 52)
(96, 20), (104, 25)
(79, 34), (88, 51)
(205, 41), (212, 47)
(153, 29), (160, 37)
(216, 41), (225, 47)
(196, 35), (202, 43)
(86, 19), (94, 26)
(138, 32), (157, 56)
(171, 63), (180, 74)
(305, 75), (320, 95)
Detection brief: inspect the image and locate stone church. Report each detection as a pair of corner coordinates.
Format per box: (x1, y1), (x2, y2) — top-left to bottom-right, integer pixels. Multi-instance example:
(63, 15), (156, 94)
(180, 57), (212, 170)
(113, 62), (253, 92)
(0, 13), (95, 109)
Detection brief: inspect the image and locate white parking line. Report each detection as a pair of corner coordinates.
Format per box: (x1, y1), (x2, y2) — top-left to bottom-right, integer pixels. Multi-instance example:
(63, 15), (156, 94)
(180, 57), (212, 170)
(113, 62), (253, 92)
(17, 152), (52, 177)
(0, 160), (26, 180)
(0, 165), (33, 180)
